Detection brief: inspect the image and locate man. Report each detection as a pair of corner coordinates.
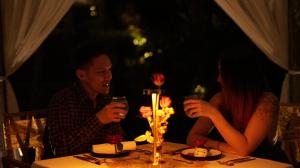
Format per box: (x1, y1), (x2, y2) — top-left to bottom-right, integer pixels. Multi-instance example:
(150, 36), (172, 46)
(46, 43), (128, 157)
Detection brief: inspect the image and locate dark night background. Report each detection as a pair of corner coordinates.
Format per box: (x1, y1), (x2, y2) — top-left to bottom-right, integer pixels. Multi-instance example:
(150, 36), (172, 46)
(9, 0), (287, 143)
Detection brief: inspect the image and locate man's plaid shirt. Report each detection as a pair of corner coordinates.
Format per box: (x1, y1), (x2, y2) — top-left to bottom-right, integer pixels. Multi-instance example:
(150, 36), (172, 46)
(47, 82), (122, 156)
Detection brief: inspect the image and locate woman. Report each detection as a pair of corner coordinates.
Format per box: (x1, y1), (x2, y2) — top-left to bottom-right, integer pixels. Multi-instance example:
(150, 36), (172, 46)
(184, 44), (286, 161)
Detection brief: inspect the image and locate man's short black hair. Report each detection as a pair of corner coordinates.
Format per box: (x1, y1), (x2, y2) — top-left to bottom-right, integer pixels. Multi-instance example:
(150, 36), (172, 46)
(71, 41), (113, 70)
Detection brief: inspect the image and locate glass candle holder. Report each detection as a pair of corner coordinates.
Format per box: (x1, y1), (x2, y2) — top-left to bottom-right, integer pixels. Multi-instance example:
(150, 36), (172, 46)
(151, 92), (161, 166)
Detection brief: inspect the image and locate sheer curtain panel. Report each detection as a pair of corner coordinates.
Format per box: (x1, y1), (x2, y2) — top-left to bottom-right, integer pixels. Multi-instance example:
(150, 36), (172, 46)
(1, 0), (74, 113)
(214, 0), (290, 102)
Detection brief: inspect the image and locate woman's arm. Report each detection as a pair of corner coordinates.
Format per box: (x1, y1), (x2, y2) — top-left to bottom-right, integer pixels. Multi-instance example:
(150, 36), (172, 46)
(213, 93), (278, 156)
(186, 93), (221, 146)
(185, 92), (278, 156)
(186, 117), (214, 146)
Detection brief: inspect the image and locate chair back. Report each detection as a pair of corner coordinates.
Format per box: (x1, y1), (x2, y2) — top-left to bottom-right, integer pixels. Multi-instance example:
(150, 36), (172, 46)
(2, 109), (47, 168)
(277, 103), (300, 166)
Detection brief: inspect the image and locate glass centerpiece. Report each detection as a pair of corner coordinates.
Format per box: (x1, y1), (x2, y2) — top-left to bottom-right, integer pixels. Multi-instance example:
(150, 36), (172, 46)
(135, 73), (175, 166)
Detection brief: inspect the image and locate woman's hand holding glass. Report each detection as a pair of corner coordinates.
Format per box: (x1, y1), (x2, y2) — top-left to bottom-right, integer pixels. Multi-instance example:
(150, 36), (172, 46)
(183, 97), (214, 118)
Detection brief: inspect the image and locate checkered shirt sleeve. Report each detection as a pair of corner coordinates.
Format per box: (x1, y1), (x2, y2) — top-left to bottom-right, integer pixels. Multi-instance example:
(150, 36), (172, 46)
(47, 84), (122, 156)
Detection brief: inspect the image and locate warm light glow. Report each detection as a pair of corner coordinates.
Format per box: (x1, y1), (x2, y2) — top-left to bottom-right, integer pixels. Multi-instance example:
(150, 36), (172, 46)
(138, 51), (154, 64)
(156, 152), (160, 157)
(127, 24), (147, 47)
(139, 57), (145, 64)
(89, 5), (96, 10)
(143, 51), (153, 58)
(194, 84), (206, 98)
(133, 37), (147, 46)
(89, 5), (97, 16)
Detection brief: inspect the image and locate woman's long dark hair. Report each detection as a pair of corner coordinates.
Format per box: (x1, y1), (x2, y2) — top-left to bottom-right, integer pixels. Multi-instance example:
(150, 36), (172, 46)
(219, 44), (269, 132)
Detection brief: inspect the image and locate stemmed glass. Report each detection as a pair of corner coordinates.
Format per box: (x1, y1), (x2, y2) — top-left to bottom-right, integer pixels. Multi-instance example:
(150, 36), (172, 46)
(105, 96), (128, 144)
(111, 96), (128, 118)
(184, 94), (202, 100)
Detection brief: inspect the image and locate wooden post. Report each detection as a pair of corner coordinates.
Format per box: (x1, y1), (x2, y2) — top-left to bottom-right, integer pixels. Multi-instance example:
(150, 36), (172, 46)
(0, 0), (8, 166)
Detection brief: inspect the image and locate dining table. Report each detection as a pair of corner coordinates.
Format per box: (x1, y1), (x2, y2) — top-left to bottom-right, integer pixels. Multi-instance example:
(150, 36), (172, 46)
(32, 142), (294, 168)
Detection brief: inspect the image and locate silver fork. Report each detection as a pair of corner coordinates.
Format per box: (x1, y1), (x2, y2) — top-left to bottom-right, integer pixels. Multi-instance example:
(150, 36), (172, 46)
(218, 157), (256, 166)
(73, 155), (102, 165)
(82, 154), (104, 164)
(172, 158), (194, 164)
(164, 146), (192, 155)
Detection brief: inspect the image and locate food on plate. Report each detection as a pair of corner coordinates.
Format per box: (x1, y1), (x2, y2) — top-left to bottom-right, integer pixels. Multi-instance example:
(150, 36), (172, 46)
(194, 147), (208, 157)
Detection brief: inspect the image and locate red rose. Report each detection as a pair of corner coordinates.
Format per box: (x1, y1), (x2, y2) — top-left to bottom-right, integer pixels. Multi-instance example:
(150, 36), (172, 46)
(152, 73), (165, 87)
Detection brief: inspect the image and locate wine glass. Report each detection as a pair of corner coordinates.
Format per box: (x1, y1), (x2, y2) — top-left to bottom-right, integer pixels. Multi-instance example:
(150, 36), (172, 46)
(184, 94), (202, 100)
(111, 96), (128, 118)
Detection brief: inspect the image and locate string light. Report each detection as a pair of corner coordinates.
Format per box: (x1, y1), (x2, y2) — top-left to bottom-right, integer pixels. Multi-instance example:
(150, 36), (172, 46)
(89, 5), (97, 16)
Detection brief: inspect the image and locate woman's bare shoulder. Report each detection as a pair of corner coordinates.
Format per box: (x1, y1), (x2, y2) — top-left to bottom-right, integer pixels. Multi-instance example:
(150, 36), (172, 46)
(259, 92), (279, 105)
(256, 92), (279, 116)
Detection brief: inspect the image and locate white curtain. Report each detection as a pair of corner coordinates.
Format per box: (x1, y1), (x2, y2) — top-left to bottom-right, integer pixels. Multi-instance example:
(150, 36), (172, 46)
(1, 0), (74, 113)
(214, 0), (290, 102)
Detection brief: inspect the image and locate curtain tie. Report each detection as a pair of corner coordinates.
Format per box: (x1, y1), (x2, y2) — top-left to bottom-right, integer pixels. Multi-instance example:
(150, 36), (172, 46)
(288, 70), (300, 75)
(0, 76), (7, 82)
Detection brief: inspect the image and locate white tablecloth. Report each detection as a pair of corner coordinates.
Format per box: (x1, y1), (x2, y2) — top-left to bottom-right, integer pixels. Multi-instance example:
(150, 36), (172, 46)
(32, 142), (293, 168)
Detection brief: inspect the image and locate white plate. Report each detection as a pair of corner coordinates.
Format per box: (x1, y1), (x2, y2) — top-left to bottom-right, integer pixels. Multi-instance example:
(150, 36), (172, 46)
(181, 148), (222, 160)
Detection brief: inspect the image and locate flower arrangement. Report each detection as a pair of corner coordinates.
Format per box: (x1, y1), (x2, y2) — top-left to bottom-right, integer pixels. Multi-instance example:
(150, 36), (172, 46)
(135, 73), (175, 165)
(135, 96), (175, 143)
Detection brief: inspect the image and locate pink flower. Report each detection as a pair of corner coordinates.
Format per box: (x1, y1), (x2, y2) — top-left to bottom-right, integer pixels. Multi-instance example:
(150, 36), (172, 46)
(139, 106), (152, 118)
(160, 96), (172, 108)
(152, 73), (165, 87)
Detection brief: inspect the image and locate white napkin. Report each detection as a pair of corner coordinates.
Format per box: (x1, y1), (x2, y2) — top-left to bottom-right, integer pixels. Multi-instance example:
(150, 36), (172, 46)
(92, 141), (136, 154)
